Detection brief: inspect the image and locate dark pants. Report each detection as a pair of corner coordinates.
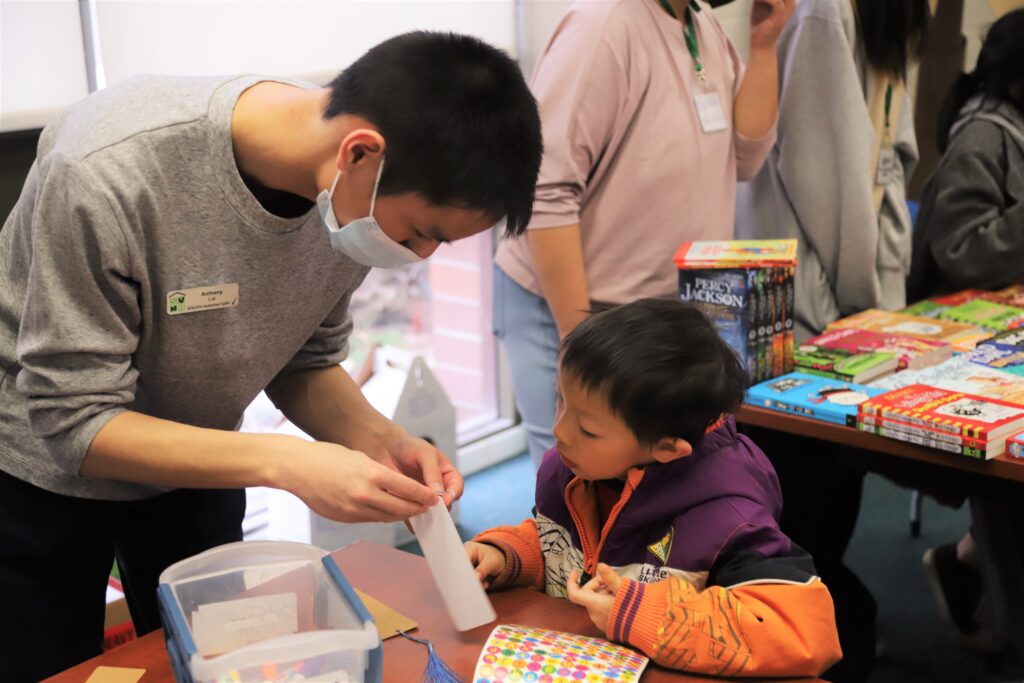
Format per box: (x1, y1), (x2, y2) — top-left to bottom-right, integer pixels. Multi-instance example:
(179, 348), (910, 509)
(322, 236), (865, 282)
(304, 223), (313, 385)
(0, 469), (245, 682)
(744, 427), (876, 683)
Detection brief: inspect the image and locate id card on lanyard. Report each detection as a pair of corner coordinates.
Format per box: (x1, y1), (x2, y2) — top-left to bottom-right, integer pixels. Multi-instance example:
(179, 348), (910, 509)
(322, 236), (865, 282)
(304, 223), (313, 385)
(660, 0), (727, 133)
(876, 83), (896, 185)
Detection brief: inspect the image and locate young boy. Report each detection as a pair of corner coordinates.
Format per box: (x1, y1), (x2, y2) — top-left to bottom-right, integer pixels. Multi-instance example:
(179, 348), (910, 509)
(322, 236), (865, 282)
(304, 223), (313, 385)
(466, 299), (842, 677)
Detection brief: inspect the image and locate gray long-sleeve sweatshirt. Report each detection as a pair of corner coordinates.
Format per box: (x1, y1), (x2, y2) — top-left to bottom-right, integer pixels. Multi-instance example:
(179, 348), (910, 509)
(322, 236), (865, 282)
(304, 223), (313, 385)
(0, 75), (369, 500)
(734, 0), (919, 342)
(907, 98), (1024, 301)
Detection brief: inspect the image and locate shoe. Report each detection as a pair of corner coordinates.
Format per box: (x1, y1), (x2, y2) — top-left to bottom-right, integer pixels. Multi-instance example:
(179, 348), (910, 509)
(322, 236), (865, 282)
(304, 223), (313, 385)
(923, 544), (997, 653)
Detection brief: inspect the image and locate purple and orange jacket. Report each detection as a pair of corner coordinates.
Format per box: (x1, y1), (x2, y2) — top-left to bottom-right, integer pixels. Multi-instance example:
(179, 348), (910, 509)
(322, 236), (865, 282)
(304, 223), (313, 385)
(475, 417), (842, 677)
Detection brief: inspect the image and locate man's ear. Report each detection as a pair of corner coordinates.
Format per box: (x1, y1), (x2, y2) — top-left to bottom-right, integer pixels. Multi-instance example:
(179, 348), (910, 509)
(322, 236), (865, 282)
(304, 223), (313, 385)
(336, 127), (385, 172)
(651, 437), (692, 464)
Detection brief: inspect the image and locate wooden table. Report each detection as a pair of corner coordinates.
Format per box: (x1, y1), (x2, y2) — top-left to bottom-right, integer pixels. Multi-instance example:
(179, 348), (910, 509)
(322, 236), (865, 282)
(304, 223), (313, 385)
(737, 404), (1024, 485)
(736, 403), (1024, 664)
(47, 541), (820, 682)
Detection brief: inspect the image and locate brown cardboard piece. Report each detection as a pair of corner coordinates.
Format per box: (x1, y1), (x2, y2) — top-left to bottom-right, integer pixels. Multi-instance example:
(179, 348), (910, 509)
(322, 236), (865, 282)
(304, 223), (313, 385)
(354, 588), (418, 640)
(84, 666), (146, 683)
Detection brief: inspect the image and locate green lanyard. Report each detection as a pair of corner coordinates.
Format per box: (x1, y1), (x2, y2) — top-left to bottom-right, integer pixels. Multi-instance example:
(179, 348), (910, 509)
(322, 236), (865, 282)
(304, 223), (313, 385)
(883, 82), (893, 139)
(658, 0), (705, 83)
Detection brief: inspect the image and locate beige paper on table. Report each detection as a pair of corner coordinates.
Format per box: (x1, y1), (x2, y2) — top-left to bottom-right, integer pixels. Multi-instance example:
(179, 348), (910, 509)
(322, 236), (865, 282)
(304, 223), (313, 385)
(354, 587), (418, 639)
(85, 666), (146, 683)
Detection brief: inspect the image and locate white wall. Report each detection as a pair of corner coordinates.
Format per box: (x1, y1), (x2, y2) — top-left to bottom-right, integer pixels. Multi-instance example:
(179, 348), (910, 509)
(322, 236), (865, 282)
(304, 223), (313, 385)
(94, 0), (516, 88)
(0, 1), (90, 131)
(1, 0), (516, 132)
(963, 0), (997, 70)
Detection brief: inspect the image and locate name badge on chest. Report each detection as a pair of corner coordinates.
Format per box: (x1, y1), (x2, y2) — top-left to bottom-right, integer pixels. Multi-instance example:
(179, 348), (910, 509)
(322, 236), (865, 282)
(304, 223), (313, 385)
(166, 283), (239, 315)
(694, 91), (727, 133)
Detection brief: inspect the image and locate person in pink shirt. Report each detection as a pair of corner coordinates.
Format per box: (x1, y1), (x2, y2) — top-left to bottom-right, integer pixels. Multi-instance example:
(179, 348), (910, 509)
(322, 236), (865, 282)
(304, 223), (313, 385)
(493, 0), (792, 468)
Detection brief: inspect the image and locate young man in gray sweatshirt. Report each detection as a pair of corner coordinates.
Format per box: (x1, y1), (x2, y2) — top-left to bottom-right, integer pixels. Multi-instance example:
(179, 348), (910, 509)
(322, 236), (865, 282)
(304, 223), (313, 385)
(0, 32), (541, 680)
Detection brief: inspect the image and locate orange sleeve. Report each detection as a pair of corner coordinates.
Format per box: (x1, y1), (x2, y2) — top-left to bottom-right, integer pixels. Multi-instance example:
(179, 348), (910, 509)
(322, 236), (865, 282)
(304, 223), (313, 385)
(473, 519), (545, 591)
(606, 577), (842, 678)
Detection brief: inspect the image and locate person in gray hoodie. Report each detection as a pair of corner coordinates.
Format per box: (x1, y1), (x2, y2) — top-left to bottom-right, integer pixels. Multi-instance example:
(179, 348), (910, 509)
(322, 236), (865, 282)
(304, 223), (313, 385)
(907, 9), (1024, 301)
(734, 2), (929, 681)
(908, 9), (1024, 663)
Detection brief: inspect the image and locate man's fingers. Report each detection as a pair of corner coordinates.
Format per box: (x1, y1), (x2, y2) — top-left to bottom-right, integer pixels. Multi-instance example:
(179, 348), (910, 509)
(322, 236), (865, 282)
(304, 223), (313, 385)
(416, 448), (444, 495)
(441, 468), (465, 501)
(372, 461), (438, 507)
(360, 478), (432, 520)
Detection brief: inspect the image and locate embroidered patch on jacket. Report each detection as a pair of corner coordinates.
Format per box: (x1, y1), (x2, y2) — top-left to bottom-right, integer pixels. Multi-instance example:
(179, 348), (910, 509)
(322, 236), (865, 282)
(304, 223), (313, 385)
(647, 528), (674, 564)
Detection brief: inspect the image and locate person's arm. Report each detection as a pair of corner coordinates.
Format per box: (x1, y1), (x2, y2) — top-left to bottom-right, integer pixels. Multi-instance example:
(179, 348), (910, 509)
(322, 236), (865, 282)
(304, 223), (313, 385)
(920, 130), (1024, 290)
(267, 365), (462, 504)
(527, 224), (590, 338)
(733, 0), (793, 141)
(471, 518), (546, 591)
(568, 543), (841, 677)
(773, 14), (884, 314)
(522, 4), (631, 336)
(21, 157), (437, 523)
(83, 412), (435, 522)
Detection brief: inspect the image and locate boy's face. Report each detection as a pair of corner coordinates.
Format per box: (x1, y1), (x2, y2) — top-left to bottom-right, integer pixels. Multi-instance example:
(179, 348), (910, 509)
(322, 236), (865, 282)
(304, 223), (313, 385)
(552, 373), (657, 481)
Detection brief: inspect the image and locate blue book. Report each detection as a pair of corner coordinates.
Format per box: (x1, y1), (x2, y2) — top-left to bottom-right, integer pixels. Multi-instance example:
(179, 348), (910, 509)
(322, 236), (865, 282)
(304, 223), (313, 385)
(678, 268), (758, 384)
(975, 329), (1024, 377)
(746, 372), (887, 427)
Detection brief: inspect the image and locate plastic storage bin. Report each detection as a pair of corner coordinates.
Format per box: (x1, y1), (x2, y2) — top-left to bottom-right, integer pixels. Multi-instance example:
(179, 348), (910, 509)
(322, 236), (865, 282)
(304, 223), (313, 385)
(158, 541), (382, 683)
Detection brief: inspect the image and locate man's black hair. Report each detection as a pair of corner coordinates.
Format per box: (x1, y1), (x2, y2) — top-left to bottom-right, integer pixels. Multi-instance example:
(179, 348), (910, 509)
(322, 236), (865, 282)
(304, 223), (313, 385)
(325, 31), (542, 237)
(559, 298), (746, 447)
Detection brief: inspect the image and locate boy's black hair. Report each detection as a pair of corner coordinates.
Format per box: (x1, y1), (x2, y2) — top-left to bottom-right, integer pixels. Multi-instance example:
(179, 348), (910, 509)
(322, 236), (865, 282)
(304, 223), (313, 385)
(559, 298), (746, 448)
(324, 31), (542, 238)
(937, 9), (1024, 152)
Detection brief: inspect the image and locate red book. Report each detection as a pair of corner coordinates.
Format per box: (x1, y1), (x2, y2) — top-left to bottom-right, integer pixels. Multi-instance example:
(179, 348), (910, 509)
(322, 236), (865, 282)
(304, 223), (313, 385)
(1010, 431), (1024, 459)
(859, 385), (1024, 441)
(802, 327), (952, 370)
(857, 413), (1002, 458)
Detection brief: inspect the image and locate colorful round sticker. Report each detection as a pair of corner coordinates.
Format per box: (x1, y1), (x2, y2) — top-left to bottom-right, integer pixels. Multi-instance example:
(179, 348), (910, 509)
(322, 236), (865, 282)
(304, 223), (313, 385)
(473, 625), (648, 683)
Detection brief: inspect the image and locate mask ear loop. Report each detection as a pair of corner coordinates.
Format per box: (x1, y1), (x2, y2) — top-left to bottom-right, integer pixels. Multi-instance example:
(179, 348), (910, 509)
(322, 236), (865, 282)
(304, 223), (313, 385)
(368, 155), (386, 217)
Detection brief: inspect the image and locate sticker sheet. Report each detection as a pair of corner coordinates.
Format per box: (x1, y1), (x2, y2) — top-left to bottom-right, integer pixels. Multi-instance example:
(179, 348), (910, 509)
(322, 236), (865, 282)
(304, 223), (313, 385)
(473, 624), (649, 682)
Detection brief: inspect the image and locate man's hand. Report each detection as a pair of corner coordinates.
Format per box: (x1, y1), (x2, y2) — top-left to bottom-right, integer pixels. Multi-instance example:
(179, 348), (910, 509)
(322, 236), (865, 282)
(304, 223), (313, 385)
(465, 541), (508, 590)
(281, 440), (439, 523)
(371, 429), (464, 508)
(750, 0), (795, 52)
(567, 564), (623, 633)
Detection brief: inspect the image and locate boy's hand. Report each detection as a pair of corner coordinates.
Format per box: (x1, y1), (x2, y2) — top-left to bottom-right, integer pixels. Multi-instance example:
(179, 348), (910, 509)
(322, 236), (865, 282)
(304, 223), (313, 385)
(567, 563), (622, 633)
(465, 541), (507, 590)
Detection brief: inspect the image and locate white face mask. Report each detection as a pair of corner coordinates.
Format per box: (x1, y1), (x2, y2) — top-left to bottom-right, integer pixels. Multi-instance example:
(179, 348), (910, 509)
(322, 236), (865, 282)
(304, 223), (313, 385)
(317, 157), (424, 268)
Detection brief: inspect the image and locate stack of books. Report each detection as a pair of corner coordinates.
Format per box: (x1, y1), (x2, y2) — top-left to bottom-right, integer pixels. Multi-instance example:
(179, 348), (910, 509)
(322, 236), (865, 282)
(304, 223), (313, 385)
(826, 309), (990, 352)
(799, 328), (952, 373)
(1010, 432), (1024, 459)
(939, 299), (1024, 332)
(972, 329), (1024, 377)
(746, 372), (885, 426)
(869, 354), (1024, 406)
(902, 285), (1024, 322)
(857, 385), (1024, 459)
(675, 240), (797, 385)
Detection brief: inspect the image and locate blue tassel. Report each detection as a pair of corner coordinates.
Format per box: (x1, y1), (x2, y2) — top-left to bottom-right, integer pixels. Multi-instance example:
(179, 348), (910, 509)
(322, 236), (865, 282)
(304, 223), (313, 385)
(399, 631), (463, 683)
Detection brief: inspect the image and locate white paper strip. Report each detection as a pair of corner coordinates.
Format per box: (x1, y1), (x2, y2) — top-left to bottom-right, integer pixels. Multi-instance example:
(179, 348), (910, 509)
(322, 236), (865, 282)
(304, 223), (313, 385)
(410, 501), (496, 631)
